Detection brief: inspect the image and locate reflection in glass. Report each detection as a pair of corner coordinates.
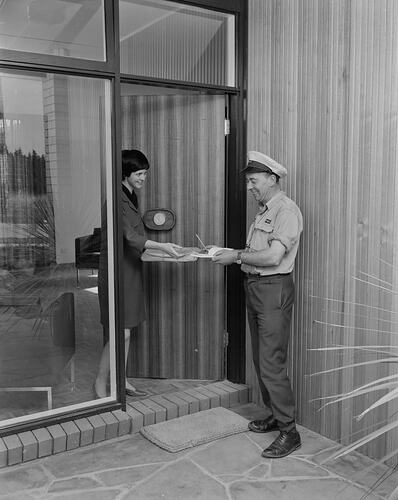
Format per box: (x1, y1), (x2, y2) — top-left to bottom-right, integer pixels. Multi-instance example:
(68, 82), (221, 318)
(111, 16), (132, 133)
(119, 0), (235, 86)
(0, 0), (105, 60)
(0, 70), (114, 429)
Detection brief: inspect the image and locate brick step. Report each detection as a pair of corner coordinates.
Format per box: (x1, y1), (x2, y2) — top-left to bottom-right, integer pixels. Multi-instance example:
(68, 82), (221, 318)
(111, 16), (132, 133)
(126, 380), (251, 433)
(0, 380), (251, 467)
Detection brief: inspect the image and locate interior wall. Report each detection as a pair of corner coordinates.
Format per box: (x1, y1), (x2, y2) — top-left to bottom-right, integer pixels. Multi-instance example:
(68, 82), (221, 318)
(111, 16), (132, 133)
(47, 76), (101, 264)
(247, 0), (398, 461)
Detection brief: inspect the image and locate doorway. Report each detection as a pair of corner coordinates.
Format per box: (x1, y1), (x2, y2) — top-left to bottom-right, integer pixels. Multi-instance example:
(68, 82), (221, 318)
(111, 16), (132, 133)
(121, 83), (226, 381)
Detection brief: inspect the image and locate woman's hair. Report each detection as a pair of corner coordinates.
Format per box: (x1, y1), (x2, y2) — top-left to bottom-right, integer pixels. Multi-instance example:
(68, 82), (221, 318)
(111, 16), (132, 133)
(122, 149), (150, 179)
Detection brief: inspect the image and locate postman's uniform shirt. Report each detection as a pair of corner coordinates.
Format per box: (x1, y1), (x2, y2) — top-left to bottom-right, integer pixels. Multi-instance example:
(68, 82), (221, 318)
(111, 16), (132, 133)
(241, 191), (303, 276)
(242, 190), (303, 429)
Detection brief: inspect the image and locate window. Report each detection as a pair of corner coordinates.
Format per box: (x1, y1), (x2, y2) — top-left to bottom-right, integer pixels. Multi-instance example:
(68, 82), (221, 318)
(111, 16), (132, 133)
(0, 0), (106, 61)
(0, 69), (115, 429)
(119, 0), (235, 86)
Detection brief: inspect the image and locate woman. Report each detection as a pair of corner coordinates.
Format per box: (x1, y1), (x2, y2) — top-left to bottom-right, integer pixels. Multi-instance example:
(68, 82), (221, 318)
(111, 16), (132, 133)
(95, 149), (180, 398)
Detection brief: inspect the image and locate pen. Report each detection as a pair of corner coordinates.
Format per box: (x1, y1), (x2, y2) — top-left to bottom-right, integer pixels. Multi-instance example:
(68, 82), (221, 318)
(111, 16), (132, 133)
(195, 233), (206, 250)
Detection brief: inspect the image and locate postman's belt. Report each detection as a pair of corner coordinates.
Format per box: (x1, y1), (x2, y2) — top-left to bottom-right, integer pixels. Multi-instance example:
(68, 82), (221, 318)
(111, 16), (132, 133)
(244, 272), (292, 280)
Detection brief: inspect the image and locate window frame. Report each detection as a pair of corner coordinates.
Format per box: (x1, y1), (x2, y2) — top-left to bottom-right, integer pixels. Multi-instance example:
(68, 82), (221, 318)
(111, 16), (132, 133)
(0, 0), (115, 71)
(0, 66), (124, 438)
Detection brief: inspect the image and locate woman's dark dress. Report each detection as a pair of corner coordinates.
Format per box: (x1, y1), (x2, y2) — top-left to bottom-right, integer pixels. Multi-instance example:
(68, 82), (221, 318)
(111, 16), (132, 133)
(98, 186), (147, 333)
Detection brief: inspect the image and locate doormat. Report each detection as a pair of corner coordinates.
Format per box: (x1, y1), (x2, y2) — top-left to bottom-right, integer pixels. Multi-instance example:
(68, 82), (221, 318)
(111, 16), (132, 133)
(139, 407), (249, 452)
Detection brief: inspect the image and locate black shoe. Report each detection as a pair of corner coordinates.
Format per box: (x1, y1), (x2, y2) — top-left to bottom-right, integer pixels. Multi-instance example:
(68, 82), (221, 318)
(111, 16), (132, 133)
(126, 387), (148, 397)
(248, 418), (278, 433)
(261, 429), (301, 458)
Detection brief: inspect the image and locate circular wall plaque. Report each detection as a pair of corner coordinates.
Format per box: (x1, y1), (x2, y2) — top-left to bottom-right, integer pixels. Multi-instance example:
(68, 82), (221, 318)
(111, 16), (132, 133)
(143, 208), (176, 231)
(153, 212), (166, 226)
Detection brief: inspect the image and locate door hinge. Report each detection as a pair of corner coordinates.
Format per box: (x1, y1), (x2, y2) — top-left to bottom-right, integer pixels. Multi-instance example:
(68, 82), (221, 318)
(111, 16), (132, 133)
(224, 119), (230, 136)
(223, 330), (229, 347)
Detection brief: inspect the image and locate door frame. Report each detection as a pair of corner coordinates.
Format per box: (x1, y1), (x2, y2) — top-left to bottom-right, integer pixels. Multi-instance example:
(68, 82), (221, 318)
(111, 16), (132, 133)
(120, 89), (228, 380)
(117, 0), (248, 383)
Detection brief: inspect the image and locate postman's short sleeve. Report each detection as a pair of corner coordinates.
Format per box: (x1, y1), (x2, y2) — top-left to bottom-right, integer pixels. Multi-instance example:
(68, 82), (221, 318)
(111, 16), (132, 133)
(269, 209), (300, 252)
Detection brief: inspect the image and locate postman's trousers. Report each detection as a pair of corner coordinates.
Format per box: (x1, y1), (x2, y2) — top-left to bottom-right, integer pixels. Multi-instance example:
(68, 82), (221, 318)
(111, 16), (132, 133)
(244, 273), (296, 431)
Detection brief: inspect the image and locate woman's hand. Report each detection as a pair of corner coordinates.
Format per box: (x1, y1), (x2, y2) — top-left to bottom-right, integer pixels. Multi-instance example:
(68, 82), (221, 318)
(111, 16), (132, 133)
(212, 250), (238, 265)
(157, 242), (182, 257)
(144, 240), (182, 257)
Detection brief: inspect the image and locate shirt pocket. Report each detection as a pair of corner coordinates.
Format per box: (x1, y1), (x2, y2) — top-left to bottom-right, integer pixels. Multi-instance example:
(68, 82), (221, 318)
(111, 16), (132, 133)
(254, 218), (274, 234)
(250, 219), (274, 250)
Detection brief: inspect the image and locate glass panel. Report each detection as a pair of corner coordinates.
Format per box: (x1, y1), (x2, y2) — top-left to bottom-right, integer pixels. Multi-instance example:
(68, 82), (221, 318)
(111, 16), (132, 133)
(119, 0), (235, 86)
(0, 0), (105, 61)
(0, 70), (115, 429)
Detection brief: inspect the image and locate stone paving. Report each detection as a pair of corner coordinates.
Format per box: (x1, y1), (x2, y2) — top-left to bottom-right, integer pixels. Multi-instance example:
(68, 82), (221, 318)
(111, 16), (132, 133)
(0, 404), (397, 500)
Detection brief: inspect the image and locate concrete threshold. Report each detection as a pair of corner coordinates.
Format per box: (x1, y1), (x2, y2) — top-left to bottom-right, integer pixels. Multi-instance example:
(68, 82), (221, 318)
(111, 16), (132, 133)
(0, 380), (251, 468)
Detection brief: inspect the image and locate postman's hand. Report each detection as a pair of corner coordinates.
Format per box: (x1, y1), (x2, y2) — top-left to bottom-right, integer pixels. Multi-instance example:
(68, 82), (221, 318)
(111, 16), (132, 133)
(212, 250), (238, 266)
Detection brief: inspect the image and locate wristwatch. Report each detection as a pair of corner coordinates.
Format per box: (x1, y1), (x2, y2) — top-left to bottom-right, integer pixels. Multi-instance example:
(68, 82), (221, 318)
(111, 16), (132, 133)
(236, 251), (243, 265)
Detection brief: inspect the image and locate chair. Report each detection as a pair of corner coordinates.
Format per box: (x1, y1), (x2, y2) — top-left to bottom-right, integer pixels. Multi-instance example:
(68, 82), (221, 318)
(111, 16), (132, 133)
(74, 227), (101, 287)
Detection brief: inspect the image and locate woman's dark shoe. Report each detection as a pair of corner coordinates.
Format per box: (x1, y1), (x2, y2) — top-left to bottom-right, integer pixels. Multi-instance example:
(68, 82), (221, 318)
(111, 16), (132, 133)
(125, 387), (148, 397)
(248, 418), (278, 433)
(261, 429), (301, 458)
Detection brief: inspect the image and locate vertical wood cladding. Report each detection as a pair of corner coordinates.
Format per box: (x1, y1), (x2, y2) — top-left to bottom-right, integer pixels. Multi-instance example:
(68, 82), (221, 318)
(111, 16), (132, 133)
(247, 0), (398, 461)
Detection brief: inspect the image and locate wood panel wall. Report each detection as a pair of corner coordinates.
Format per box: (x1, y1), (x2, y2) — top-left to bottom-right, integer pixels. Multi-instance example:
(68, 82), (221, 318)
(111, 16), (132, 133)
(247, 0), (398, 461)
(122, 94), (226, 380)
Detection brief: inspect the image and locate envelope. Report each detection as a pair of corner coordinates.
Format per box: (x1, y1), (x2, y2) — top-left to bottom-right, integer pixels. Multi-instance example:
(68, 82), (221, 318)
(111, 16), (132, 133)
(190, 246), (232, 259)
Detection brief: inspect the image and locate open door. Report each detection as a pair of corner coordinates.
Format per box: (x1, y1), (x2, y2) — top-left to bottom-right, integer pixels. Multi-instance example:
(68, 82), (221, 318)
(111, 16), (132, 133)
(121, 88), (226, 380)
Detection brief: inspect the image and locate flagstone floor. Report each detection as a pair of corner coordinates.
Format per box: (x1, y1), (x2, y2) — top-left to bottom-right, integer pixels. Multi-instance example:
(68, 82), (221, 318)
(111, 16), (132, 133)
(0, 403), (397, 500)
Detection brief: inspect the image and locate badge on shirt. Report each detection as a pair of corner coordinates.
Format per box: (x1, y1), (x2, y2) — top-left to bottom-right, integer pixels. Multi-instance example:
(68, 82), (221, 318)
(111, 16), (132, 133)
(265, 219), (271, 224)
